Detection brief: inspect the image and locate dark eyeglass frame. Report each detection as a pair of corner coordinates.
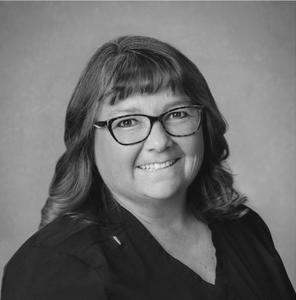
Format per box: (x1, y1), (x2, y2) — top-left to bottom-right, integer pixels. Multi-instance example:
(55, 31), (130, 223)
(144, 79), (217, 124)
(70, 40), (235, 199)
(93, 104), (204, 146)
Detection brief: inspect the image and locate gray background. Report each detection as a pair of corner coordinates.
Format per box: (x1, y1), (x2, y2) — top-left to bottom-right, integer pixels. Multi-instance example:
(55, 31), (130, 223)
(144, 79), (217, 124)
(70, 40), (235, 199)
(0, 1), (295, 288)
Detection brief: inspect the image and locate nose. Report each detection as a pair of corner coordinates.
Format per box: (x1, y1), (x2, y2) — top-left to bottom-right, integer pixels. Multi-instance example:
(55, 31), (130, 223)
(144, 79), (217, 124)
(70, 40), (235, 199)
(144, 121), (173, 152)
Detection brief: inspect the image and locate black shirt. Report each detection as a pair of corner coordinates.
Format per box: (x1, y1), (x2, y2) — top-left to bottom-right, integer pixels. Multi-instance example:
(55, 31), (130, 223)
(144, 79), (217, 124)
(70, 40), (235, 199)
(1, 206), (295, 299)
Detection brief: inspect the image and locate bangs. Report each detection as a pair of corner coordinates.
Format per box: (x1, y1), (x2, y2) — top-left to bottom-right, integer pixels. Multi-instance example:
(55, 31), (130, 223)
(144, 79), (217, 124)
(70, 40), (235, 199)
(104, 52), (184, 104)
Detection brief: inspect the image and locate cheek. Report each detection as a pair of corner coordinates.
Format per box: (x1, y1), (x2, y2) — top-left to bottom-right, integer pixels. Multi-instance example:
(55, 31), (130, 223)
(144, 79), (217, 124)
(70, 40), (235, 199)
(94, 134), (119, 184)
(94, 133), (138, 186)
(184, 132), (204, 177)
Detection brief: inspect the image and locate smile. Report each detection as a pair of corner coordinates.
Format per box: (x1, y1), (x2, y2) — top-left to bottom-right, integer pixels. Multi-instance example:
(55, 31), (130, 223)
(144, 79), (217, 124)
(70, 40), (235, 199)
(137, 159), (179, 171)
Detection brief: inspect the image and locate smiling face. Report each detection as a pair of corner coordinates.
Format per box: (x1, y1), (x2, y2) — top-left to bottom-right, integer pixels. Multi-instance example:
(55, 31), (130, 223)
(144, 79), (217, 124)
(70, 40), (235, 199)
(94, 89), (204, 210)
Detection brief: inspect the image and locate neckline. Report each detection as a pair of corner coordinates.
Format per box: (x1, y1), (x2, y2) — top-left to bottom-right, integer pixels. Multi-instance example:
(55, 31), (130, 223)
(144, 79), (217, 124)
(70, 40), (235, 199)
(119, 205), (222, 288)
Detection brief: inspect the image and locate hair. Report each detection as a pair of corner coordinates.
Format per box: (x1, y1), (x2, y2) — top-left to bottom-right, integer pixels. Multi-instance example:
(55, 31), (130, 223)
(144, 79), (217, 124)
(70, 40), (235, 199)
(40, 35), (247, 228)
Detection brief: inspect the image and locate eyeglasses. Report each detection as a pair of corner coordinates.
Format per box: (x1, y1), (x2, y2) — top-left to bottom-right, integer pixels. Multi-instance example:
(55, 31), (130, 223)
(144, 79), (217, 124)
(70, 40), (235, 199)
(93, 105), (203, 145)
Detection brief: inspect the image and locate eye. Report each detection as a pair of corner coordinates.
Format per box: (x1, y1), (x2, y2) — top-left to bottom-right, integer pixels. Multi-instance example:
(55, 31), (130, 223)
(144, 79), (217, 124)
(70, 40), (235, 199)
(168, 110), (188, 119)
(115, 118), (139, 128)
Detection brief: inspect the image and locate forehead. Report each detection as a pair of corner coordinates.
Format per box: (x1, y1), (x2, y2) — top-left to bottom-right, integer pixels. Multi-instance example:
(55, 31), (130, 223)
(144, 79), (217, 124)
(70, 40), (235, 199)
(97, 90), (192, 119)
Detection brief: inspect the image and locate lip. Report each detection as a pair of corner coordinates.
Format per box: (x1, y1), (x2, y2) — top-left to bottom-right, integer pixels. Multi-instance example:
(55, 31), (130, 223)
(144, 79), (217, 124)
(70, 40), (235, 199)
(136, 158), (180, 171)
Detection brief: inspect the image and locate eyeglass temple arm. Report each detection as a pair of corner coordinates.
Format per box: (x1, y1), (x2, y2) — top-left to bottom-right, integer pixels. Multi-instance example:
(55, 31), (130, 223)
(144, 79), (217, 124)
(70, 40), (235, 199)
(94, 121), (107, 128)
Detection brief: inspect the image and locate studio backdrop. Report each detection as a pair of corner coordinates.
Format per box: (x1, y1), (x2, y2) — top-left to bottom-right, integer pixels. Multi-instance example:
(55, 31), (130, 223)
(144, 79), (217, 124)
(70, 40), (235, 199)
(0, 1), (295, 288)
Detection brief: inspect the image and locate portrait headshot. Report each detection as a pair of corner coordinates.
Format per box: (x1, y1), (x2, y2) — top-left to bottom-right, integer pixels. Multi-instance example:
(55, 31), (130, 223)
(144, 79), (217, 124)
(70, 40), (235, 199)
(0, 2), (295, 299)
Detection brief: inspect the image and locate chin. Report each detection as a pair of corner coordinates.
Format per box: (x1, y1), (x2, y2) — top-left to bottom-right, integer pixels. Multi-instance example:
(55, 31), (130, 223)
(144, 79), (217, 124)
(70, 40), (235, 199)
(142, 183), (185, 201)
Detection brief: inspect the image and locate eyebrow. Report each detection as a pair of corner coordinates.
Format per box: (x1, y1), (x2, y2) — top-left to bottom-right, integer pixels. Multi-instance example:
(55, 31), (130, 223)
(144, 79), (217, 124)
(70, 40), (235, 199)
(162, 99), (193, 111)
(109, 107), (142, 115)
(108, 99), (193, 116)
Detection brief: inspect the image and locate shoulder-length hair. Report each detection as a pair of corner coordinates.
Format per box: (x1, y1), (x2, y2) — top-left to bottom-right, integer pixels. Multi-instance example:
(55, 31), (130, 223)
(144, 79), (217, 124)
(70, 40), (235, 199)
(40, 35), (247, 228)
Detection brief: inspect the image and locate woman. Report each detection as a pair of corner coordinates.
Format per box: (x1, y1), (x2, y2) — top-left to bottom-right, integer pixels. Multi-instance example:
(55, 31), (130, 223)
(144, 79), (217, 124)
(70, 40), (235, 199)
(1, 35), (295, 299)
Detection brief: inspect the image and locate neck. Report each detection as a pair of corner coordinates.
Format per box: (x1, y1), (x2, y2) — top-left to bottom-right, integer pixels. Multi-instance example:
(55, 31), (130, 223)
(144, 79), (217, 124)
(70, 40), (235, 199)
(114, 191), (194, 231)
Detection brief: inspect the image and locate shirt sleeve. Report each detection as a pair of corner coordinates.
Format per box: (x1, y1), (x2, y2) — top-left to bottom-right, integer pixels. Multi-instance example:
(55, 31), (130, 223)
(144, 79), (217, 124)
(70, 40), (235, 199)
(1, 245), (108, 300)
(242, 208), (296, 298)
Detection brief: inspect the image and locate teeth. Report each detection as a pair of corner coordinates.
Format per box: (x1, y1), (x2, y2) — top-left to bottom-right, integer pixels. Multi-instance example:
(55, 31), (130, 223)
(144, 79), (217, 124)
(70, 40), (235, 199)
(138, 159), (177, 171)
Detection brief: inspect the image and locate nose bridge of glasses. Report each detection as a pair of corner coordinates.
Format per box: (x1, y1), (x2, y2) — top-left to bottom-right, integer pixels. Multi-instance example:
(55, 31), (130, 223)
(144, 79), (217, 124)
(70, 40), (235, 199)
(144, 115), (170, 146)
(148, 114), (168, 133)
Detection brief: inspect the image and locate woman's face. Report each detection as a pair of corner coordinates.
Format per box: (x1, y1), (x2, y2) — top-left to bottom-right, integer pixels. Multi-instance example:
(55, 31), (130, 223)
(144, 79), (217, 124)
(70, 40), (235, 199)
(94, 89), (204, 208)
